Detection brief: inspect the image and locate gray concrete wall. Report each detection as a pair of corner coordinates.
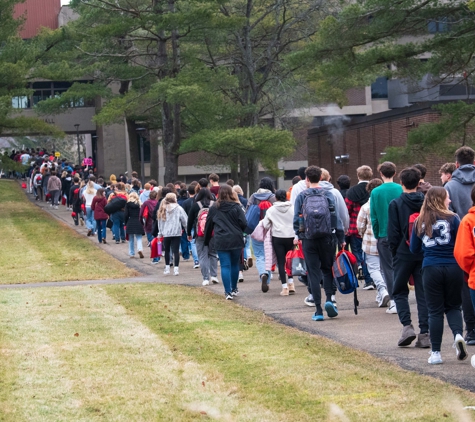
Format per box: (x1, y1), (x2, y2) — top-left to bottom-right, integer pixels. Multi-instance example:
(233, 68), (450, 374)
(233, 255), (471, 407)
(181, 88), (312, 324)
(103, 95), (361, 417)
(17, 107), (96, 132)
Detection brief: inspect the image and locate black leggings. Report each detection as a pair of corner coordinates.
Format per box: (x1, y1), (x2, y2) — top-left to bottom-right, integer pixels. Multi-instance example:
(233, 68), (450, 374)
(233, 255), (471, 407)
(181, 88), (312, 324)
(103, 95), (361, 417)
(272, 236), (294, 285)
(163, 236), (181, 266)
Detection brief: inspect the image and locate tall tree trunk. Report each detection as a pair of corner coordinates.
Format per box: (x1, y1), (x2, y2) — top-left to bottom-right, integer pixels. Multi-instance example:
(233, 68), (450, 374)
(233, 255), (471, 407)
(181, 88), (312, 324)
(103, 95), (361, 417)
(248, 157), (259, 194)
(230, 156), (239, 185)
(126, 118), (141, 177)
(239, 154), (249, 197)
(149, 129), (160, 181)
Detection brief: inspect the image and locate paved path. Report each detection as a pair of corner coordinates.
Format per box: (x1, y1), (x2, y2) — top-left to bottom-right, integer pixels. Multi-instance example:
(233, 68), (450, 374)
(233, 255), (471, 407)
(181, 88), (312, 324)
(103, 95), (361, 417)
(12, 189), (475, 392)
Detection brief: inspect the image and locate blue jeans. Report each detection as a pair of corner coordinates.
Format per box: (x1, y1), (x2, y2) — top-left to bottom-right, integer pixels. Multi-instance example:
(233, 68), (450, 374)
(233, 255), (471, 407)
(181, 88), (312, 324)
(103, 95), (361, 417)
(128, 234), (143, 256)
(190, 229), (199, 263)
(111, 211), (125, 241)
(251, 238), (269, 279)
(349, 235), (372, 284)
(244, 235), (251, 260)
(85, 206), (96, 233)
(96, 219), (107, 243)
(217, 249), (241, 295)
(180, 231), (190, 259)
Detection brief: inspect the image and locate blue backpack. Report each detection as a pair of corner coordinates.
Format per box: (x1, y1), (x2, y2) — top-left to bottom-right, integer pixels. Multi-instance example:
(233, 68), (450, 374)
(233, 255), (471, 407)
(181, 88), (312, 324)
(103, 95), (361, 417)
(244, 198), (272, 234)
(332, 250), (359, 315)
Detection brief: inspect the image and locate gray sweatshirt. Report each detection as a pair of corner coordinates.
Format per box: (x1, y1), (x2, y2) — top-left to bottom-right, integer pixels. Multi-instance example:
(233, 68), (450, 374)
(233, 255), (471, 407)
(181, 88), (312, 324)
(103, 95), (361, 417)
(445, 164), (475, 218)
(319, 181), (350, 233)
(157, 204), (188, 237)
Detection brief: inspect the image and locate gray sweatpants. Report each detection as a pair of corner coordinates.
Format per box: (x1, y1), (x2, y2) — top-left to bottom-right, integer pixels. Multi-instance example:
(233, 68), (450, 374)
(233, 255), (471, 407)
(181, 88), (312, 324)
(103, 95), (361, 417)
(196, 237), (218, 281)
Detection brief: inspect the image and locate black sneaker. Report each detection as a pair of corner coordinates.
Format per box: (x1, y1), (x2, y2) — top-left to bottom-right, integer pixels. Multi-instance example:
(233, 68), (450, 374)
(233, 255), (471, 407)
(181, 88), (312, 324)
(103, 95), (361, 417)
(363, 281), (375, 290)
(465, 329), (475, 346)
(232, 288), (239, 296)
(225, 293), (233, 300)
(261, 274), (269, 293)
(243, 259), (249, 271)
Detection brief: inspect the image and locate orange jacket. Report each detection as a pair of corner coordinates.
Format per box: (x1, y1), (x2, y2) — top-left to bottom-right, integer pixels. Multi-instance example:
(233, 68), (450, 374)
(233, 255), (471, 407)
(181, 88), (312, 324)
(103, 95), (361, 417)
(454, 206), (475, 290)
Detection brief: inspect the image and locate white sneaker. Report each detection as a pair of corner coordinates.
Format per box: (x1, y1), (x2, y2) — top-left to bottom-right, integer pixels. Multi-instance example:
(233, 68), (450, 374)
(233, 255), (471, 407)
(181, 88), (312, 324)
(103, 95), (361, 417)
(428, 351), (443, 365)
(386, 300), (397, 314)
(238, 271), (244, 282)
(164, 265), (170, 275)
(454, 334), (468, 361)
(210, 276), (219, 284)
(471, 355), (475, 369)
(174, 267), (179, 276)
(202, 279), (210, 286)
(378, 289), (390, 308)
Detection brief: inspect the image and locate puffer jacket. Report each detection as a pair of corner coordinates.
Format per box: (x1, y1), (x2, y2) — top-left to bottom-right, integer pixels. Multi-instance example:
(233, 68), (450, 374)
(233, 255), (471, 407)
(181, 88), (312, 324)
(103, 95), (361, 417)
(124, 201), (145, 235)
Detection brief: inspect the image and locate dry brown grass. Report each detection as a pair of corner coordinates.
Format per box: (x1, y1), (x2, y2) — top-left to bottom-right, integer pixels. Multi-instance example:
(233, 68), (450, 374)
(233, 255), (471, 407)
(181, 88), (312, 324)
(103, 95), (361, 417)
(2, 283), (473, 420)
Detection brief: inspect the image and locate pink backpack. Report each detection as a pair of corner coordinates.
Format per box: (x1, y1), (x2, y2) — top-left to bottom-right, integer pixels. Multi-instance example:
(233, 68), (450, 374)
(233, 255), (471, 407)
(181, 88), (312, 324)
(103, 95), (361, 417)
(197, 201), (214, 237)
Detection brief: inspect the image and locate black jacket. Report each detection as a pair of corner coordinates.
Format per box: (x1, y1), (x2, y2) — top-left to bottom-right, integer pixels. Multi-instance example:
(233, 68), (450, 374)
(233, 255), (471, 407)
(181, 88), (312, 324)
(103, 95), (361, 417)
(388, 192), (424, 261)
(346, 181), (369, 206)
(124, 202), (145, 235)
(182, 196), (195, 215)
(204, 201), (247, 250)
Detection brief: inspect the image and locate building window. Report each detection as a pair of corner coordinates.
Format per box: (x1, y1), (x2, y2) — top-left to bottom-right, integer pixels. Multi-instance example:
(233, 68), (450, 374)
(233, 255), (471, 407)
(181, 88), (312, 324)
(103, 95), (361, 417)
(428, 18), (450, 33)
(371, 77), (388, 99)
(12, 81), (95, 109)
(439, 84), (475, 97)
(12, 96), (30, 109)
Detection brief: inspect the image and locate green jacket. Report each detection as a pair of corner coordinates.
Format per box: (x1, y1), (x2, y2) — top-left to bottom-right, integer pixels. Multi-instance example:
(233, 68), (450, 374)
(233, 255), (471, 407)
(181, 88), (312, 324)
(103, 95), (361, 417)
(370, 182), (402, 239)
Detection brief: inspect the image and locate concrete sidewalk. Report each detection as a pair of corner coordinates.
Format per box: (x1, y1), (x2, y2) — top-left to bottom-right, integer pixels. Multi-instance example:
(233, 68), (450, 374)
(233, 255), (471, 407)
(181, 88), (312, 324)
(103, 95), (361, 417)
(22, 189), (475, 392)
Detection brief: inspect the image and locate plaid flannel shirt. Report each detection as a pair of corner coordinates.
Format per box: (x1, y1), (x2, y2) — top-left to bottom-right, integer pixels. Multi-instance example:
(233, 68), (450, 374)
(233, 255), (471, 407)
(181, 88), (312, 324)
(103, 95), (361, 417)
(345, 197), (361, 237)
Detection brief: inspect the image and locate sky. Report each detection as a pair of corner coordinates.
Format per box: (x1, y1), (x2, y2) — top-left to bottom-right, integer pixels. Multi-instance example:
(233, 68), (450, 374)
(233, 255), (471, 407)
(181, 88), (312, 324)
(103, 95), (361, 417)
(61, 0), (70, 5)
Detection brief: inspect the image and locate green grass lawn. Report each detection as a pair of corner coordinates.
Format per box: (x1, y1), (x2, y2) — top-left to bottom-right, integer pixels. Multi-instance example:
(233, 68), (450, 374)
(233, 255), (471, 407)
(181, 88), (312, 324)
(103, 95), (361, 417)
(1, 283), (474, 421)
(0, 180), (137, 284)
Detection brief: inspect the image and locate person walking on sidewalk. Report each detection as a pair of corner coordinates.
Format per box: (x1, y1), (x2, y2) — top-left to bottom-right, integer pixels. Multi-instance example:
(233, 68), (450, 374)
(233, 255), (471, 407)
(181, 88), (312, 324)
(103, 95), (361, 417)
(91, 188), (108, 244)
(140, 190), (159, 262)
(345, 165), (376, 290)
(83, 180), (97, 236)
(411, 187), (467, 365)
(388, 167), (429, 348)
(187, 187), (219, 286)
(124, 192), (145, 259)
(153, 193), (188, 275)
(357, 178), (390, 308)
(445, 146), (475, 346)
(246, 177), (276, 292)
(47, 170), (62, 209)
(293, 166), (345, 321)
(370, 162), (403, 314)
(262, 189), (295, 296)
(203, 185), (247, 300)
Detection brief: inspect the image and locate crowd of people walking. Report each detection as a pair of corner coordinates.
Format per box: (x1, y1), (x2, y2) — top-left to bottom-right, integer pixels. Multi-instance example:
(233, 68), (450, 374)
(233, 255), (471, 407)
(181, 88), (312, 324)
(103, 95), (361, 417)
(11, 145), (475, 369)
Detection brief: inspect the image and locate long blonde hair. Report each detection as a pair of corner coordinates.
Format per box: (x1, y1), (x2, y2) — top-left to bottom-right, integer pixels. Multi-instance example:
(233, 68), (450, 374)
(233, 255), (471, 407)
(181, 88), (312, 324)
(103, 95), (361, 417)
(85, 180), (96, 195)
(157, 193), (177, 221)
(416, 186), (455, 238)
(128, 191), (141, 205)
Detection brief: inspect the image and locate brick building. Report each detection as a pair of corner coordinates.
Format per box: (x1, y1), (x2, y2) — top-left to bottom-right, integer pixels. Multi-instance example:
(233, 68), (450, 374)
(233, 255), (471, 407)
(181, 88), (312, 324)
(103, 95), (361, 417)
(307, 103), (451, 187)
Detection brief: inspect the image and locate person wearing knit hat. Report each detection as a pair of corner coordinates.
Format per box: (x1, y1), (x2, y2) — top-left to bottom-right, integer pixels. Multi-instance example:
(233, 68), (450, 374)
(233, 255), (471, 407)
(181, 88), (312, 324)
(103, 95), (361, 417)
(109, 174), (117, 183)
(153, 192), (188, 276)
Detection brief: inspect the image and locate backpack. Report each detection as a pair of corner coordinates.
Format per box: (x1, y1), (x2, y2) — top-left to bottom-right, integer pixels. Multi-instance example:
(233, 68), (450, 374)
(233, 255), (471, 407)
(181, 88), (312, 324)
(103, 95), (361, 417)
(406, 212), (420, 246)
(197, 201), (214, 237)
(244, 196), (273, 234)
(302, 190), (333, 239)
(332, 250), (359, 315)
(34, 174), (42, 186)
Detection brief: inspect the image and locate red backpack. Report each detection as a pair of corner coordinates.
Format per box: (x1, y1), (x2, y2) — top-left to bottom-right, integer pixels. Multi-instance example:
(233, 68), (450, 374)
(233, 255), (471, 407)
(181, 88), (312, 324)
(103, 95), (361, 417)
(258, 199), (272, 219)
(406, 213), (420, 246)
(197, 201), (214, 237)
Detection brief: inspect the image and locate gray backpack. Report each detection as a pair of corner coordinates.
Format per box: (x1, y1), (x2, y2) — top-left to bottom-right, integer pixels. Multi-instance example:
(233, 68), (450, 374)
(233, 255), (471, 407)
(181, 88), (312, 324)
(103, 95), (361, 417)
(302, 190), (332, 238)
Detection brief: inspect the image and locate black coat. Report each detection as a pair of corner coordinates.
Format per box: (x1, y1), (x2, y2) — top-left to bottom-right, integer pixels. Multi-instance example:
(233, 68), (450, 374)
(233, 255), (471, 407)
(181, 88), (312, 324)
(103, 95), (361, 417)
(204, 201), (247, 250)
(388, 192), (424, 261)
(124, 202), (145, 235)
